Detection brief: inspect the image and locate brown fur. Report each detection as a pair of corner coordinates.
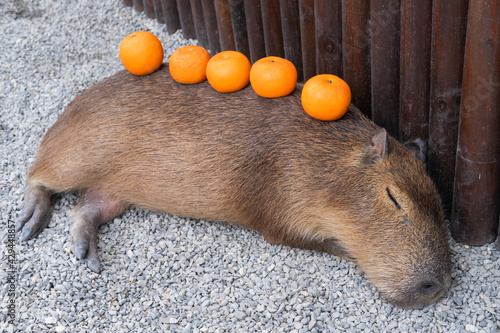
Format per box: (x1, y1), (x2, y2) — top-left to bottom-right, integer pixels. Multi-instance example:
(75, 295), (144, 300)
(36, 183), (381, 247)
(18, 64), (451, 307)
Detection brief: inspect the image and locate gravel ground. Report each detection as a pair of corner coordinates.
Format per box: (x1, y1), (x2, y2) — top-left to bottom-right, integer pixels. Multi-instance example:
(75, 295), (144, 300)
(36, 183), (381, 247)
(0, 1), (499, 332)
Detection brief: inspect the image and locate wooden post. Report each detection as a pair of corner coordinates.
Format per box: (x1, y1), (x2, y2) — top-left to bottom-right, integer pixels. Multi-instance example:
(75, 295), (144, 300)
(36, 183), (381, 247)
(190, 0), (209, 49)
(315, 0), (342, 76)
(298, 0), (316, 81)
(176, 0), (196, 39)
(133, 0), (144, 12)
(261, 0), (284, 57)
(244, 0), (266, 63)
(229, 0), (250, 57)
(370, 0), (400, 137)
(214, 0), (236, 51)
(201, 0), (221, 55)
(498, 219), (500, 250)
(144, 0), (156, 18)
(280, 0), (303, 82)
(342, 0), (371, 118)
(427, 0), (468, 216)
(451, 0), (500, 245)
(154, 0), (165, 24)
(161, 0), (181, 34)
(399, 0), (432, 149)
(123, 0), (133, 7)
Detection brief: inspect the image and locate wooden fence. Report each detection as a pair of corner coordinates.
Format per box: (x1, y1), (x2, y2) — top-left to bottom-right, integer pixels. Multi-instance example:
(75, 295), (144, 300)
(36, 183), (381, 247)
(122, 0), (499, 247)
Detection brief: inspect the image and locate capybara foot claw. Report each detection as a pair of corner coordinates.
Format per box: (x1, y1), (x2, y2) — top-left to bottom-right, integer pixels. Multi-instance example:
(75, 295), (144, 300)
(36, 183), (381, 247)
(73, 241), (89, 260)
(71, 239), (102, 273)
(20, 227), (34, 241)
(85, 258), (101, 273)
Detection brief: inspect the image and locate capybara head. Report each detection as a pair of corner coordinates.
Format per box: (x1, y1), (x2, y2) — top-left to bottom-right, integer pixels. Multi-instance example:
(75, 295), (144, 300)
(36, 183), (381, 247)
(320, 129), (451, 307)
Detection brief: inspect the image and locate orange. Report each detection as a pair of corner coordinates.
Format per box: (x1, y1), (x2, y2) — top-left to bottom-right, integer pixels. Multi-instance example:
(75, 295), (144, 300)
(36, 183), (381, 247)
(206, 51), (251, 93)
(301, 74), (351, 121)
(168, 45), (211, 84)
(250, 56), (297, 98)
(119, 31), (164, 76)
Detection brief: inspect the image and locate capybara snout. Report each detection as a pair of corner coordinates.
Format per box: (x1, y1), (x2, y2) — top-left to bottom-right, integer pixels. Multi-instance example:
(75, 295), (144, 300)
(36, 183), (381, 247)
(17, 64), (451, 307)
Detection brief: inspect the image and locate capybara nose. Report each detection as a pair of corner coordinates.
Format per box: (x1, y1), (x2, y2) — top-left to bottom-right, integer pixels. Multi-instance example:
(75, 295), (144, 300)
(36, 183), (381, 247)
(418, 280), (444, 296)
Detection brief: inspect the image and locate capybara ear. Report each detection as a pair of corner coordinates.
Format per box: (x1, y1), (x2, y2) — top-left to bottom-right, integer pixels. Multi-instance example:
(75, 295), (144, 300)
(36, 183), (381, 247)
(364, 129), (389, 164)
(404, 138), (427, 162)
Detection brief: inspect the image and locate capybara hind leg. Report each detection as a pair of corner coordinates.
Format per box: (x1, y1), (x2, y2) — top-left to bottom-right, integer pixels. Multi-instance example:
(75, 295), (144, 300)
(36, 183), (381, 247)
(69, 190), (127, 273)
(17, 182), (52, 241)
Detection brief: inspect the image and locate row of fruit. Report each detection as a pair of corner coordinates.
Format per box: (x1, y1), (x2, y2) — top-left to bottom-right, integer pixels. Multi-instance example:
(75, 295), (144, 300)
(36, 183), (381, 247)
(119, 31), (351, 121)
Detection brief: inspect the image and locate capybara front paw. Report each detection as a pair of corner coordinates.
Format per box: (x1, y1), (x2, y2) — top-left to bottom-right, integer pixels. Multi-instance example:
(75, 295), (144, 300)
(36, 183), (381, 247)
(70, 220), (102, 273)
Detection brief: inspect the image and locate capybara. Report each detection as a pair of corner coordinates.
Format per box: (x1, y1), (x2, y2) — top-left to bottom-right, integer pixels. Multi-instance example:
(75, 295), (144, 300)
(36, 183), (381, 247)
(17, 64), (451, 308)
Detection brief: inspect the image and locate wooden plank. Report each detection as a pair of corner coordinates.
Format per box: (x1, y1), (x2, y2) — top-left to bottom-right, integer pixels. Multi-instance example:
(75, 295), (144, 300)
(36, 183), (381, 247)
(161, 0), (181, 34)
(298, 0), (316, 80)
(154, 0), (165, 24)
(370, 0), (400, 137)
(244, 0), (266, 63)
(280, 0), (303, 82)
(342, 0), (371, 117)
(399, 0), (433, 147)
(214, 0), (235, 51)
(176, 0), (196, 39)
(451, 0), (500, 245)
(261, 0), (284, 57)
(133, 0), (144, 12)
(427, 0), (468, 216)
(190, 0), (209, 48)
(144, 0), (156, 18)
(229, 0), (250, 57)
(201, 0), (221, 55)
(315, 0), (342, 76)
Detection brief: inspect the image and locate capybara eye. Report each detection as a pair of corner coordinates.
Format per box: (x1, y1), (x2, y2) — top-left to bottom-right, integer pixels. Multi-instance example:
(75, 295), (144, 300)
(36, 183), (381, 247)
(386, 187), (401, 209)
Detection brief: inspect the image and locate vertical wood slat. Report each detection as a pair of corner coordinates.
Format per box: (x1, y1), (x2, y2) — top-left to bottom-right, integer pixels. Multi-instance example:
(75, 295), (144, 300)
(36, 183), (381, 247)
(315, 0), (342, 76)
(451, 0), (500, 245)
(229, 0), (250, 58)
(427, 0), (468, 216)
(176, 0), (196, 39)
(144, 0), (156, 18)
(161, 0), (181, 34)
(370, 0), (400, 138)
(214, 0), (235, 51)
(280, 0), (303, 82)
(399, 0), (433, 147)
(341, 0), (371, 117)
(261, 0), (284, 57)
(133, 0), (144, 12)
(190, 0), (209, 49)
(298, 0), (315, 80)
(244, 0), (266, 63)
(201, 0), (221, 55)
(154, 0), (165, 24)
